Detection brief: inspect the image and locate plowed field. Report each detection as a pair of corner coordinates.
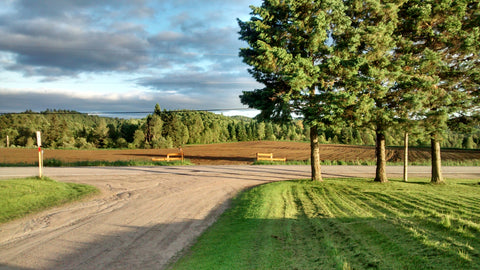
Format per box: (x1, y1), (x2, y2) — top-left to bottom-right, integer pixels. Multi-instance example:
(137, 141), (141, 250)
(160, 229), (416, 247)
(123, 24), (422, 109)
(1, 141), (479, 165)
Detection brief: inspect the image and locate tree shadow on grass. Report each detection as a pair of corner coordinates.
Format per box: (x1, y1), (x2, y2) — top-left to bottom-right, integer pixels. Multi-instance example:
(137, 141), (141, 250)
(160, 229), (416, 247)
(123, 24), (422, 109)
(4, 211), (479, 269)
(171, 214), (480, 270)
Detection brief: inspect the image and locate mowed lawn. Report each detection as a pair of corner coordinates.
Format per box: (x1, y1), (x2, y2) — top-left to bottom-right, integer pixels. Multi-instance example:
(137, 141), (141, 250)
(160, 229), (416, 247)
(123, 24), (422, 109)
(171, 178), (480, 269)
(0, 177), (98, 224)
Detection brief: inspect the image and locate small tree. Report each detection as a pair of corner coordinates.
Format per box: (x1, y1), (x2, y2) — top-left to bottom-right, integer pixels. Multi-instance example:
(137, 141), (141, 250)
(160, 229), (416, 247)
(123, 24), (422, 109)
(131, 129), (145, 149)
(163, 113), (188, 147)
(145, 114), (163, 148)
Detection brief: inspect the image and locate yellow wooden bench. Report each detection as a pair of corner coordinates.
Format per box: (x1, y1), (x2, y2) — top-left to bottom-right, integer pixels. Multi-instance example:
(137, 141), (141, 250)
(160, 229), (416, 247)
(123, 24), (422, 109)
(152, 152), (184, 162)
(256, 153), (286, 162)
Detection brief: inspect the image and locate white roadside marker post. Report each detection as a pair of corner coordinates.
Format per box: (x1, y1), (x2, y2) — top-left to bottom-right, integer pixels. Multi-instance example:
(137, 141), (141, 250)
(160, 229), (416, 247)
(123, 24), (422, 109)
(36, 131), (43, 178)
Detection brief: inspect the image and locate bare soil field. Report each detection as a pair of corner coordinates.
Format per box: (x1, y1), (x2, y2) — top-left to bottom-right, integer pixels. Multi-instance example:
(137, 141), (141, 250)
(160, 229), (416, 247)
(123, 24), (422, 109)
(1, 141), (480, 165)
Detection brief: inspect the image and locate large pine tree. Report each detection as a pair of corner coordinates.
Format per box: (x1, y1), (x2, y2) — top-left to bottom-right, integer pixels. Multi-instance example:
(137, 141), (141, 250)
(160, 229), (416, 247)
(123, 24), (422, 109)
(238, 0), (352, 181)
(397, 0), (480, 183)
(339, 0), (407, 182)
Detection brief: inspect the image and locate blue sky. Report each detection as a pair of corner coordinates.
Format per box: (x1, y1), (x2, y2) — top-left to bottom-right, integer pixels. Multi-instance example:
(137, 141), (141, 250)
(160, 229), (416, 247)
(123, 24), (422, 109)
(0, 0), (262, 117)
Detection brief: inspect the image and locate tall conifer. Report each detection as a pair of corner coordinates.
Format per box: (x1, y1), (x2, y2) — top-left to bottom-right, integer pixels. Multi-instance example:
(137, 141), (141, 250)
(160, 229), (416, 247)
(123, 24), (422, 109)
(397, 0), (480, 183)
(340, 0), (406, 182)
(238, 0), (351, 181)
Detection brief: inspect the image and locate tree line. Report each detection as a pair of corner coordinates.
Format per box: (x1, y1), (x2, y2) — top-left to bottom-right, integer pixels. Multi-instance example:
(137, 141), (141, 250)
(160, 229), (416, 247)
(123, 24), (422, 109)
(1, 106), (479, 150)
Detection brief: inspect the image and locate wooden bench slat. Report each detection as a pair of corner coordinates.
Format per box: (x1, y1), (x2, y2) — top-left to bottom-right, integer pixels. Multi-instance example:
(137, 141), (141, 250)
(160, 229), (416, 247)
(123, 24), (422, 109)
(152, 152), (184, 162)
(256, 152), (286, 162)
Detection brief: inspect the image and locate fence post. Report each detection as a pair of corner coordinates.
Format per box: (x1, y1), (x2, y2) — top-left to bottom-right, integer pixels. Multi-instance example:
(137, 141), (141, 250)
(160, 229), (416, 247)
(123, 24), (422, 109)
(36, 131), (43, 178)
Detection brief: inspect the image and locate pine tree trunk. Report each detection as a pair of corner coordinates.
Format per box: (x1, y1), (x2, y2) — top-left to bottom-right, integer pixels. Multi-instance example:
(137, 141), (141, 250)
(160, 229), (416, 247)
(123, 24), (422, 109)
(310, 125), (322, 182)
(431, 137), (444, 184)
(374, 130), (388, 182)
(403, 132), (408, 182)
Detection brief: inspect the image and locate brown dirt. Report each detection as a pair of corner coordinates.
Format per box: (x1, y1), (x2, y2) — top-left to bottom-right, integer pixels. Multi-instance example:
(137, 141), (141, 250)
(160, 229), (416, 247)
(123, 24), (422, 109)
(0, 166), (312, 269)
(1, 141), (479, 165)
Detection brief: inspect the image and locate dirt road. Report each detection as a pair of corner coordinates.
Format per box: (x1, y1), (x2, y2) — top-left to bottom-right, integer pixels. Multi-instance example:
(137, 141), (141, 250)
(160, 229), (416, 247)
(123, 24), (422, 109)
(0, 166), (310, 270)
(1, 165), (479, 270)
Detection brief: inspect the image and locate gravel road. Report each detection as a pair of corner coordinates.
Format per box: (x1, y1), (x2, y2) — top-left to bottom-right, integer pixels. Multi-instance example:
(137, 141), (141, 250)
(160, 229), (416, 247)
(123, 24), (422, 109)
(0, 165), (479, 269)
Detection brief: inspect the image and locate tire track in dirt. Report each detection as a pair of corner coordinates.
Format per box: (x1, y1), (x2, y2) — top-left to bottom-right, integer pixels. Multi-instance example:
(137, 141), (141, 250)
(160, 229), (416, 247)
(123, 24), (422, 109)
(0, 166), (311, 270)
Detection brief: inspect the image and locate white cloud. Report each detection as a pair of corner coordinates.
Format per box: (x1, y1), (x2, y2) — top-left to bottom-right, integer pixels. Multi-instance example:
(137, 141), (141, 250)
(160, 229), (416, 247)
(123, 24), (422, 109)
(0, 0), (264, 117)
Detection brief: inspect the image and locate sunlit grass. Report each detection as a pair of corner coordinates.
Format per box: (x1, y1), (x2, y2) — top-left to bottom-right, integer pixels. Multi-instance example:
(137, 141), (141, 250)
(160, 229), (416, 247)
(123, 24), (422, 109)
(253, 159), (480, 166)
(170, 178), (480, 269)
(0, 158), (193, 167)
(0, 177), (98, 223)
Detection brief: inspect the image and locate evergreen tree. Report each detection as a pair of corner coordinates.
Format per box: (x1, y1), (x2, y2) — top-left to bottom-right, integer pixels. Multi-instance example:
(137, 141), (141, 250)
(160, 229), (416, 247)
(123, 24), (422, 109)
(257, 122), (266, 140)
(397, 0), (480, 183)
(132, 129), (145, 148)
(91, 118), (109, 148)
(265, 122), (275, 140)
(120, 120), (139, 143)
(185, 113), (204, 144)
(154, 103), (162, 116)
(228, 122), (237, 141)
(236, 122), (248, 141)
(238, 0), (352, 181)
(340, 0), (406, 182)
(463, 136), (476, 149)
(145, 114), (163, 148)
(107, 123), (119, 142)
(163, 114), (188, 147)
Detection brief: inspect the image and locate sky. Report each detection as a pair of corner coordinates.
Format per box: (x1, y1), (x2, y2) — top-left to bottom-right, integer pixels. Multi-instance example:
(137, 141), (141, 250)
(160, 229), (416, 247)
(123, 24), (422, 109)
(0, 0), (263, 118)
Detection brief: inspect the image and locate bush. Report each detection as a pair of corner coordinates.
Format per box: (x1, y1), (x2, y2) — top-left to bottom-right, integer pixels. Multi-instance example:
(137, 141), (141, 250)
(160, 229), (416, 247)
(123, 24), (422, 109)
(43, 158), (63, 167)
(115, 138), (128, 148)
(75, 138), (94, 149)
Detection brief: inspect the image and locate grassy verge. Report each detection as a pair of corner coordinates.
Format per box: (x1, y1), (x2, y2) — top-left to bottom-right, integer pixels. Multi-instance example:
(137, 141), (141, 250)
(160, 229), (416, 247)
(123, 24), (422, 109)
(0, 158), (193, 167)
(0, 177), (98, 223)
(170, 178), (480, 269)
(253, 160), (311, 165)
(253, 159), (480, 166)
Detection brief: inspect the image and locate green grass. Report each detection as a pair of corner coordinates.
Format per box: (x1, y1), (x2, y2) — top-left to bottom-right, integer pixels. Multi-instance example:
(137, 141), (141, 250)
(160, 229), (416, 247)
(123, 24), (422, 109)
(0, 158), (193, 167)
(170, 178), (480, 269)
(0, 177), (98, 223)
(253, 160), (311, 165)
(2, 158), (479, 167)
(253, 159), (480, 166)
(43, 158), (193, 167)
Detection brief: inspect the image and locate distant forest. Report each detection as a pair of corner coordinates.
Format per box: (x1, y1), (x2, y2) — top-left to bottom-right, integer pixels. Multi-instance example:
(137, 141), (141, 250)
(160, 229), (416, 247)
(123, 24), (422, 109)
(1, 105), (479, 149)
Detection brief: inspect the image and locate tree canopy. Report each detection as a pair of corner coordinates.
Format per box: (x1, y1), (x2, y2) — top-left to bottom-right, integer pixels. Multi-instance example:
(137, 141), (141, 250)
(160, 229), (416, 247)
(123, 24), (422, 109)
(239, 0), (480, 182)
(239, 0), (355, 181)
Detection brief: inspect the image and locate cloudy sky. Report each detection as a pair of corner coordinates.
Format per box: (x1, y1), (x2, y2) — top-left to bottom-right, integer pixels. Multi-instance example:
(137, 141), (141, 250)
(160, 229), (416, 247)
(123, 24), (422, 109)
(0, 0), (262, 117)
